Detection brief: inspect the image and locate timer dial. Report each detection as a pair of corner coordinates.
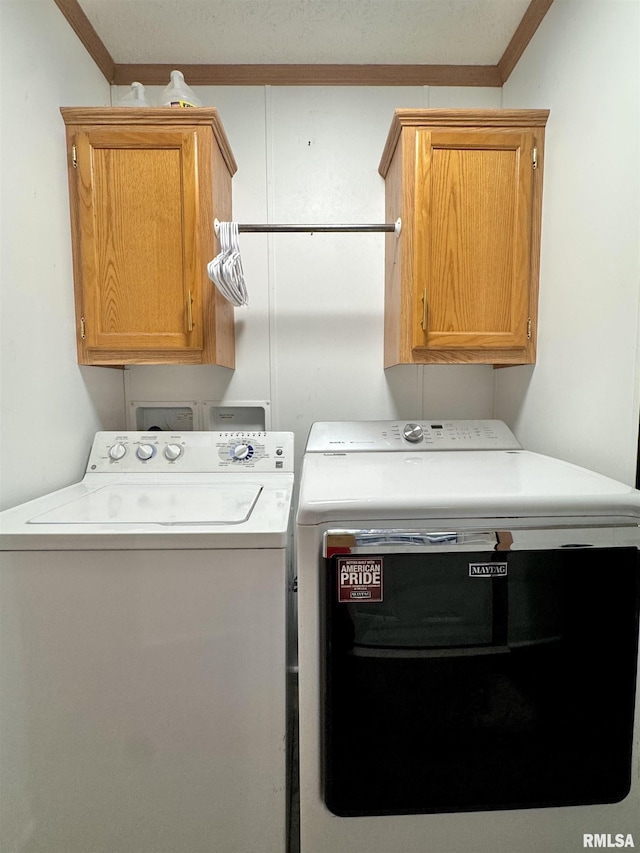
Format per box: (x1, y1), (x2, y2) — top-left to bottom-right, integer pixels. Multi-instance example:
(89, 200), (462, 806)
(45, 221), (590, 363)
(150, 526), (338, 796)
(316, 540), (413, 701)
(164, 444), (183, 461)
(403, 423), (424, 443)
(232, 443), (251, 461)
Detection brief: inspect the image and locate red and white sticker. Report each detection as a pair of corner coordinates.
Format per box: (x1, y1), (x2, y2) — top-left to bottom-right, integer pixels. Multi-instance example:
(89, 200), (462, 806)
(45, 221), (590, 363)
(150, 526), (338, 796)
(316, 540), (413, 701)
(337, 557), (383, 603)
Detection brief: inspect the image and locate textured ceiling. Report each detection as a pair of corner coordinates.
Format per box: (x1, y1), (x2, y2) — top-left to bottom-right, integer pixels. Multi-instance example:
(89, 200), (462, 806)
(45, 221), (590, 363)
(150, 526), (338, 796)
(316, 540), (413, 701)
(77, 0), (532, 66)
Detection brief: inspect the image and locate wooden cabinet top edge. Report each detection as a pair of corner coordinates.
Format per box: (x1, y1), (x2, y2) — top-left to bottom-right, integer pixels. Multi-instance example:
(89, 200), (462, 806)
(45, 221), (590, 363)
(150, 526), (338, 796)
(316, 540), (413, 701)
(378, 108), (549, 177)
(60, 107), (237, 175)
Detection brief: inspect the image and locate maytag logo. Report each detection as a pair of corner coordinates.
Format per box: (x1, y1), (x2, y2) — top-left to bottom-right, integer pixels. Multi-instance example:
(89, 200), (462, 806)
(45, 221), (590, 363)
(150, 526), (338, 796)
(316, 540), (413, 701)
(583, 834), (635, 848)
(469, 562), (508, 578)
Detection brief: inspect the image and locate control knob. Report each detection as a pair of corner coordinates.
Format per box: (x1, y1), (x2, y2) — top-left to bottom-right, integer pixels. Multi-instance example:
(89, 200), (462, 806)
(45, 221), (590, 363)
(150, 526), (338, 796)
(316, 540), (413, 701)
(164, 443), (183, 461)
(403, 423), (424, 443)
(108, 442), (127, 461)
(136, 444), (156, 461)
(232, 443), (250, 460)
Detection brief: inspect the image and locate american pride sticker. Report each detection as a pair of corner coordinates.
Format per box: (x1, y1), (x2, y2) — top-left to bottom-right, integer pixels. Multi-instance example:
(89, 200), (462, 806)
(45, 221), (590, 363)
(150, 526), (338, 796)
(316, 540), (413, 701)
(337, 557), (383, 603)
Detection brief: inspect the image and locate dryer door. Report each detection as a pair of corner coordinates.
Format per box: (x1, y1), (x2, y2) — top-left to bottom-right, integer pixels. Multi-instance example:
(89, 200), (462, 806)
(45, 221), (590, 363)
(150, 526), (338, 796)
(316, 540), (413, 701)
(322, 529), (640, 817)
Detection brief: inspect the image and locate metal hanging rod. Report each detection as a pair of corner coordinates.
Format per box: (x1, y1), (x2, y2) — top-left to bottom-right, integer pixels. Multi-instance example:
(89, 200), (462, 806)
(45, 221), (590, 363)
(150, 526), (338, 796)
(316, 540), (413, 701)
(214, 218), (402, 236)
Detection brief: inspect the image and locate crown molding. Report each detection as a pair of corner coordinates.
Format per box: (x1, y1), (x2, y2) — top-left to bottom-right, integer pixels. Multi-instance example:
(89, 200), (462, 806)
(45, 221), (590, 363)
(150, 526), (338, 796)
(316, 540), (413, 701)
(498, 0), (555, 83)
(53, 0), (114, 81)
(54, 0), (554, 88)
(112, 63), (503, 87)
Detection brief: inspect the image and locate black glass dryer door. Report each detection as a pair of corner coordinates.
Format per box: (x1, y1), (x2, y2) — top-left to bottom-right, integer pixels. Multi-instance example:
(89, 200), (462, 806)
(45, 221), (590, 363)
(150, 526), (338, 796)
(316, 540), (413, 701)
(323, 547), (639, 817)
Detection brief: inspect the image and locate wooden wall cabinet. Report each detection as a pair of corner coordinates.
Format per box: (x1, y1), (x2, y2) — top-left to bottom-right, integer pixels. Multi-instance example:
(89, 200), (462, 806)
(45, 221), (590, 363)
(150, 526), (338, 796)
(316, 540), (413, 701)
(379, 109), (549, 367)
(61, 108), (237, 366)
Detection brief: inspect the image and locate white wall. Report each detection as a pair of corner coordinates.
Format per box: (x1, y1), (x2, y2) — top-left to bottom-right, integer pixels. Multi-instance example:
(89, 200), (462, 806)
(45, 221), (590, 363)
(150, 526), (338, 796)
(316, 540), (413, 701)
(0, 5), (125, 849)
(0, 1), (126, 511)
(122, 83), (501, 465)
(3, 0), (638, 514)
(496, 0), (640, 483)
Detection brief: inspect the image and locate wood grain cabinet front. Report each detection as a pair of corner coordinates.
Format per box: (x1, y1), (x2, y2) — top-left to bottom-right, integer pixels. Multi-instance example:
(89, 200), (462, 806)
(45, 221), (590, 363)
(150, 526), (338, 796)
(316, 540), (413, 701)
(379, 109), (549, 366)
(61, 108), (237, 366)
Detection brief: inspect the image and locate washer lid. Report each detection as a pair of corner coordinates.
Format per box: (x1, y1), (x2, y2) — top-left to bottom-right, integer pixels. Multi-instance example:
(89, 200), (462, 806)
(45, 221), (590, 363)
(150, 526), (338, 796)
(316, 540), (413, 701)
(28, 483), (263, 526)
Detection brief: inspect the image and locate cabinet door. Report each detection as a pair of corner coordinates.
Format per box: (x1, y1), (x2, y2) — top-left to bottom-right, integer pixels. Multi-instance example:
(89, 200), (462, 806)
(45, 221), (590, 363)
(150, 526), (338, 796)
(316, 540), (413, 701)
(413, 130), (535, 356)
(75, 128), (203, 356)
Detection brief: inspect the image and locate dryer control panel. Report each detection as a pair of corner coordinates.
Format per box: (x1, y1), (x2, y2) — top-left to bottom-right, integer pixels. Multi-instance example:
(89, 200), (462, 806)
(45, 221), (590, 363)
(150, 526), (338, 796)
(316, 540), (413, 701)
(305, 420), (522, 452)
(86, 431), (295, 473)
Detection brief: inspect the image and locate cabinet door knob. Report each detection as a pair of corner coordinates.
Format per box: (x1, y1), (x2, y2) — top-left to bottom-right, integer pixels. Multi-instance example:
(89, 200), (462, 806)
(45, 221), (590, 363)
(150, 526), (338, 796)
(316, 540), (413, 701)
(421, 288), (428, 332)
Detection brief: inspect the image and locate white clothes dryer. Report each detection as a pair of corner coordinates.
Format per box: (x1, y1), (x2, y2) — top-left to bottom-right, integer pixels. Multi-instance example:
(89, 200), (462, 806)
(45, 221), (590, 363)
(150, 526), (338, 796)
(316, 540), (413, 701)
(0, 431), (294, 853)
(296, 420), (640, 853)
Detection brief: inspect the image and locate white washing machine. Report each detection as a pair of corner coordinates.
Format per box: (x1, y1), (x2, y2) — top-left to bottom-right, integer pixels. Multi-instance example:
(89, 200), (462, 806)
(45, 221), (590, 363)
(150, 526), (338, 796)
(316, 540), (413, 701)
(296, 420), (640, 853)
(0, 431), (294, 853)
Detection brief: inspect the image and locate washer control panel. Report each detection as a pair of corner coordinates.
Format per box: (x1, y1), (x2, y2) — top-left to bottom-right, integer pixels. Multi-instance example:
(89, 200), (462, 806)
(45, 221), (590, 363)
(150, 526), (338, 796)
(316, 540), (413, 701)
(305, 420), (522, 452)
(87, 431), (294, 473)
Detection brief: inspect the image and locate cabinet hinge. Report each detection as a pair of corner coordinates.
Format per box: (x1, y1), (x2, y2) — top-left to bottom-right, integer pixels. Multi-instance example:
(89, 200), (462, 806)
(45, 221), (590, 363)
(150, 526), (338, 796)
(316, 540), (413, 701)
(80, 317), (86, 339)
(72, 145), (78, 169)
(532, 146), (538, 170)
(421, 288), (428, 332)
(527, 318), (532, 339)
(186, 290), (194, 332)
